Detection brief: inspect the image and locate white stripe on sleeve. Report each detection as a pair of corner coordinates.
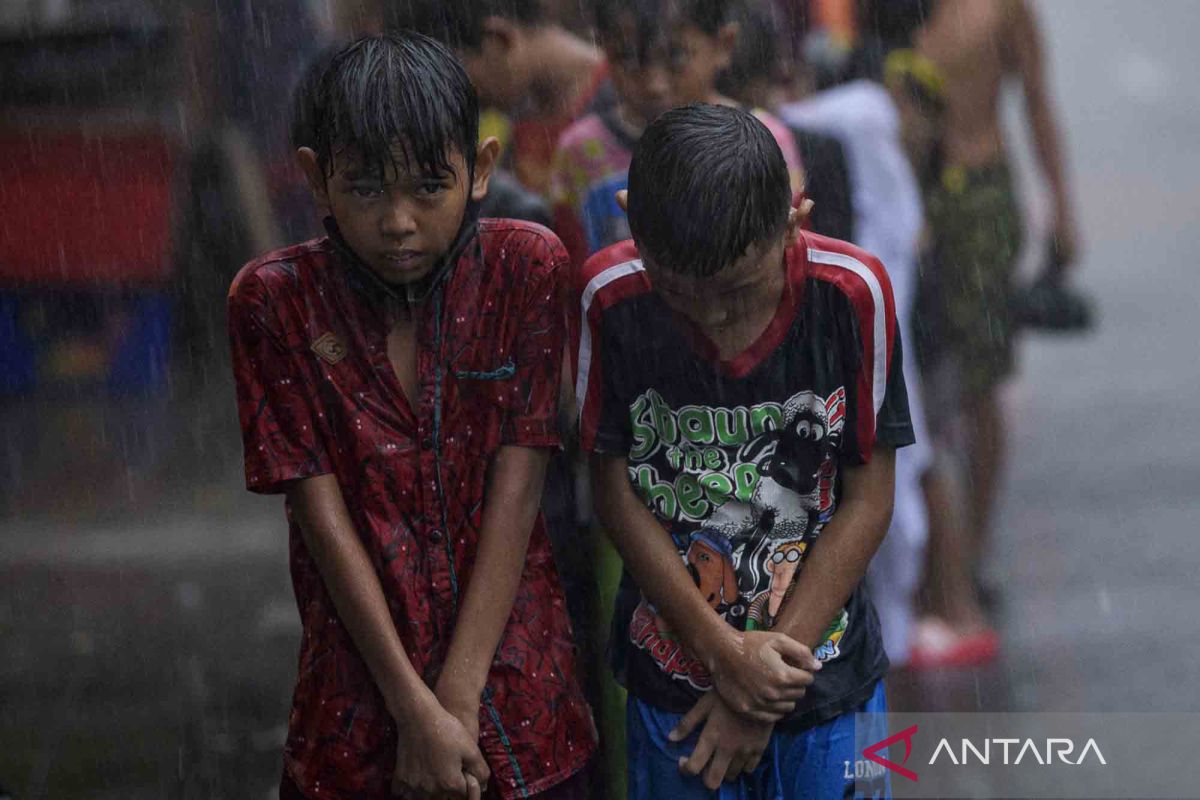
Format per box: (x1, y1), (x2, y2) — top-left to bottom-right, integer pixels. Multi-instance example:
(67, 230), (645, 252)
(807, 248), (888, 416)
(575, 259), (645, 426)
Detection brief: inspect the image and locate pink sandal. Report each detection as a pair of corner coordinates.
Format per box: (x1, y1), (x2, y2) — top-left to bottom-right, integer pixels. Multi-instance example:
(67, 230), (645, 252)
(908, 617), (1000, 670)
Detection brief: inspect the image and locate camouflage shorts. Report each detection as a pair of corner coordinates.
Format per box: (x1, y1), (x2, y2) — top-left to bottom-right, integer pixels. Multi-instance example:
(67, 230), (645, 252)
(916, 161), (1023, 400)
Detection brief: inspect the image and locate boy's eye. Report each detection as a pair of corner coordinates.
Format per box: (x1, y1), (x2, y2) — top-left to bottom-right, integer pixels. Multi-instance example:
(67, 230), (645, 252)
(350, 185), (384, 198)
(418, 181), (447, 196)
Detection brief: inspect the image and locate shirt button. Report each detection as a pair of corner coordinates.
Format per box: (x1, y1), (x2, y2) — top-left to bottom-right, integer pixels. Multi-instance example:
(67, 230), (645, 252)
(430, 529), (444, 542)
(421, 436), (434, 450)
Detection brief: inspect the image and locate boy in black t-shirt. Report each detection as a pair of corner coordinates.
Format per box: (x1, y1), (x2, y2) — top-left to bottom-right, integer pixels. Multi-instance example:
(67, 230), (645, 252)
(573, 103), (913, 797)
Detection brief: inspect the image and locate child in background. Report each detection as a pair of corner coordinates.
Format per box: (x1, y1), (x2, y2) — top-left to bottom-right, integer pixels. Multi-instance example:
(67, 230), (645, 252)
(911, 0), (1078, 666)
(666, 0), (805, 196)
(229, 34), (594, 800)
(401, 0), (611, 195)
(549, 0), (675, 267)
(717, 0), (855, 243)
(551, 0), (805, 270)
(577, 103), (909, 798)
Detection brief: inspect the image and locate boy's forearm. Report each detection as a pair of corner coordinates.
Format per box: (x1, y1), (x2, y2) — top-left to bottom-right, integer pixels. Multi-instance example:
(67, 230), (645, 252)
(1028, 95), (1071, 222)
(1014, 0), (1073, 223)
(437, 446), (549, 703)
(773, 448), (896, 649)
(287, 475), (434, 722)
(591, 455), (738, 667)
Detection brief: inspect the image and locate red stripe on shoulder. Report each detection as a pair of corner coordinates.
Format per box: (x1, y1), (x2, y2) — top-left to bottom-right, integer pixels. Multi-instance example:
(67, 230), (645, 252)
(802, 233), (896, 340)
(573, 240), (648, 454)
(797, 232), (897, 460)
(802, 233), (894, 306)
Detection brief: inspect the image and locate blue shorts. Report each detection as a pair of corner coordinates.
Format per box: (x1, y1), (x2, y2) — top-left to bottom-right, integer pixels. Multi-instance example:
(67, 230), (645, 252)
(626, 681), (889, 800)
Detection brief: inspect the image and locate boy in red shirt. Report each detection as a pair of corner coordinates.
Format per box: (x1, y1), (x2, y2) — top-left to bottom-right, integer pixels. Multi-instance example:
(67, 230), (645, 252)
(228, 34), (594, 800)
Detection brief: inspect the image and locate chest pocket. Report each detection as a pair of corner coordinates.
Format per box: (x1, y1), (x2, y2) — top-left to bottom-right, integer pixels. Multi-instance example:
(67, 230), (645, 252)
(451, 355), (520, 412)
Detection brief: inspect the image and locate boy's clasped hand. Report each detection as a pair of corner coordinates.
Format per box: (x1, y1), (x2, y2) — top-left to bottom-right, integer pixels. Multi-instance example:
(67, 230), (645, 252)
(670, 630), (821, 789)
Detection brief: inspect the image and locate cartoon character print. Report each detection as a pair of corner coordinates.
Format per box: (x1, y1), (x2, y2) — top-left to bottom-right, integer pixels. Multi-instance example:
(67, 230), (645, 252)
(700, 391), (841, 629)
(685, 529), (739, 611)
(644, 528), (737, 636)
(814, 608), (849, 662)
(703, 390), (841, 549)
(630, 389), (849, 684)
(746, 539), (808, 630)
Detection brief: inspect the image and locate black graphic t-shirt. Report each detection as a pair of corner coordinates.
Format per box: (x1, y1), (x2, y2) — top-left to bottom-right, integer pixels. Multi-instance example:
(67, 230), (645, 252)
(573, 232), (915, 729)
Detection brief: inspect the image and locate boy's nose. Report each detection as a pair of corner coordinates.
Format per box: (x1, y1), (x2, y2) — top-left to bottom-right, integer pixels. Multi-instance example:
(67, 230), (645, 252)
(380, 197), (418, 238)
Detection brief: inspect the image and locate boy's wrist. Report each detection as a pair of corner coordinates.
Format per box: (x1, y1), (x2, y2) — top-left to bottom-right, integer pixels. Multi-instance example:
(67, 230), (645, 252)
(698, 623), (743, 677)
(434, 670), (486, 710)
(383, 675), (439, 724)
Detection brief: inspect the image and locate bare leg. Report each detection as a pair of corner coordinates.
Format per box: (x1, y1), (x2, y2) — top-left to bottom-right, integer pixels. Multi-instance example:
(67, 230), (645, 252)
(918, 465), (987, 631)
(964, 389), (1005, 580)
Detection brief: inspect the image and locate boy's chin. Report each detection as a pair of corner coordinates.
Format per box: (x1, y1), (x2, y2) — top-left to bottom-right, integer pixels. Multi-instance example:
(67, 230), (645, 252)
(370, 261), (435, 288)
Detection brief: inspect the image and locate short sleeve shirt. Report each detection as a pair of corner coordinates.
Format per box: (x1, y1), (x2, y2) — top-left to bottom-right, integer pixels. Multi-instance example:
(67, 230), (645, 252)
(572, 232), (914, 729)
(228, 220), (596, 800)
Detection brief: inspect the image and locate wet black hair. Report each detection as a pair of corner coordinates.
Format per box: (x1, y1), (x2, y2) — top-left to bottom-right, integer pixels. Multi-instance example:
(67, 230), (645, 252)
(677, 0), (733, 35)
(591, 0), (670, 67)
(395, 0), (545, 51)
(593, 0), (656, 40)
(290, 44), (338, 152)
(627, 103), (791, 277)
(290, 33), (479, 181)
(592, 0), (730, 44)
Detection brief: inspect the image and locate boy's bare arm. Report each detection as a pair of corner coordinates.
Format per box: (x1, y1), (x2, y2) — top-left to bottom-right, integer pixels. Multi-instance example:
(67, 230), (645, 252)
(772, 446), (896, 649)
(435, 445), (549, 721)
(662, 447), (895, 788)
(591, 454), (818, 722)
(1011, 0), (1077, 264)
(286, 475), (489, 798)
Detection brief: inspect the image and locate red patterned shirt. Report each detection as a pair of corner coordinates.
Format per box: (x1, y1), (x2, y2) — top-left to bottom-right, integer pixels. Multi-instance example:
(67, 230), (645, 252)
(228, 219), (596, 800)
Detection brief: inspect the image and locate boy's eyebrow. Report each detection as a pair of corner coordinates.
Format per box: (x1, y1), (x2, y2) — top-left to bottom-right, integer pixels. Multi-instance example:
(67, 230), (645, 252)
(341, 166), (383, 181)
(341, 165), (455, 183)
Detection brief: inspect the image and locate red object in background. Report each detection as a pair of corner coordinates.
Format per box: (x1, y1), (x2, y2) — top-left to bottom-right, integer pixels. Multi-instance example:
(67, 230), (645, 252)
(0, 130), (176, 287)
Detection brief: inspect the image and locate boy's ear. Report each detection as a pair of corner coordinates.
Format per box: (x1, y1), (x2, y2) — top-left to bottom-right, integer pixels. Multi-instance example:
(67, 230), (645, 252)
(296, 147), (331, 214)
(470, 137), (502, 202)
(784, 197), (813, 247)
(615, 189), (629, 213)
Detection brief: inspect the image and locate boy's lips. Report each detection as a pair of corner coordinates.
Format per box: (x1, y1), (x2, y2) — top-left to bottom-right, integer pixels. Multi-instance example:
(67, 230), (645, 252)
(380, 250), (426, 270)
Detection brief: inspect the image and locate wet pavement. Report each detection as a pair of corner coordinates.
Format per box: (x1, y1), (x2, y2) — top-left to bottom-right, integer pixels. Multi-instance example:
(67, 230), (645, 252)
(1, 376), (296, 799)
(3, 2), (1200, 797)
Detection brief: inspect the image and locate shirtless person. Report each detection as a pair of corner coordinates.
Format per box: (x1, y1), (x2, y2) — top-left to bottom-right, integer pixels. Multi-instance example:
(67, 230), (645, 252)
(911, 0), (1079, 663)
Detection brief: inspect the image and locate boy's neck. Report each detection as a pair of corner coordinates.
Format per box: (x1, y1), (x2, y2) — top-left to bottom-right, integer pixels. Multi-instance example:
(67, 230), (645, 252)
(525, 26), (603, 116)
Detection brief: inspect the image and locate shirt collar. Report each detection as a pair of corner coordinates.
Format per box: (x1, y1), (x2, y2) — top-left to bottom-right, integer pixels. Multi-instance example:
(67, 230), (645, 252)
(323, 200), (481, 311)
